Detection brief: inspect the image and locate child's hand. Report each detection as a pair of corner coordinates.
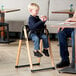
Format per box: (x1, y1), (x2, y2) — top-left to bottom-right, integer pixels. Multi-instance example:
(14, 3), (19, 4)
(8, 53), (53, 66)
(40, 16), (47, 22)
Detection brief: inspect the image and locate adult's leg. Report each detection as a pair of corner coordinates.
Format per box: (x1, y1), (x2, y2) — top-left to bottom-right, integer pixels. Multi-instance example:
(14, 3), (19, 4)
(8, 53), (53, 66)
(56, 28), (74, 68)
(71, 31), (75, 68)
(58, 28), (74, 61)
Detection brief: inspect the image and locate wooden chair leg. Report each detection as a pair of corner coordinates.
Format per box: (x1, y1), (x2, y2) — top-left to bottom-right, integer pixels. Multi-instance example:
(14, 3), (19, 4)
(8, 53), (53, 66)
(24, 26), (33, 70)
(15, 25), (55, 72)
(37, 39), (43, 63)
(16, 40), (22, 66)
(48, 37), (55, 67)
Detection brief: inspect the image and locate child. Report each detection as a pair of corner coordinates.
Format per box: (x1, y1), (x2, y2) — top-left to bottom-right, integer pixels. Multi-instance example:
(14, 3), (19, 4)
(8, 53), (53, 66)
(28, 3), (49, 57)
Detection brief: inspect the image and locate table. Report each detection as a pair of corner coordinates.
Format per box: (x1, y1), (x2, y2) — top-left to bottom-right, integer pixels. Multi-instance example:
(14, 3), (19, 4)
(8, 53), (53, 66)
(52, 10), (75, 46)
(50, 22), (76, 74)
(52, 9), (74, 18)
(0, 9), (20, 43)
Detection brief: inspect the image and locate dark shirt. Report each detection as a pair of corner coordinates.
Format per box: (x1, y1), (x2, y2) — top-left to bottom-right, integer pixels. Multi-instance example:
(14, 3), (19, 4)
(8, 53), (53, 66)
(28, 15), (46, 34)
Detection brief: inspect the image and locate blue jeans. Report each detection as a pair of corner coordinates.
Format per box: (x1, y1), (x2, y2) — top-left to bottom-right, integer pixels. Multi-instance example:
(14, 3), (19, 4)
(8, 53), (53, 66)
(30, 33), (49, 50)
(71, 30), (75, 64)
(58, 28), (74, 61)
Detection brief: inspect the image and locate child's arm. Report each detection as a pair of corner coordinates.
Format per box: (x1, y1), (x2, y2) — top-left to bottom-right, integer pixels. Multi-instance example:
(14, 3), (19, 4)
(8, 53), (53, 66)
(28, 16), (45, 30)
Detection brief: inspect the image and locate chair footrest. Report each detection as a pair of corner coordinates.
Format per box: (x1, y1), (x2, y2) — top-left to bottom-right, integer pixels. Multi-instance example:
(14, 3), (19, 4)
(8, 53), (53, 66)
(31, 67), (55, 72)
(15, 63), (40, 68)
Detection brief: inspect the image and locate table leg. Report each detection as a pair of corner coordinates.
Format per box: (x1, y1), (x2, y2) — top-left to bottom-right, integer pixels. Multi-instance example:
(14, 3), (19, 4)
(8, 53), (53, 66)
(75, 29), (76, 70)
(0, 13), (5, 40)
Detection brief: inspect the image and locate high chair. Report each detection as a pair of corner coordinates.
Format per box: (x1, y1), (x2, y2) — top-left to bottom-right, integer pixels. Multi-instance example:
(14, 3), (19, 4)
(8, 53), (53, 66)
(15, 25), (55, 72)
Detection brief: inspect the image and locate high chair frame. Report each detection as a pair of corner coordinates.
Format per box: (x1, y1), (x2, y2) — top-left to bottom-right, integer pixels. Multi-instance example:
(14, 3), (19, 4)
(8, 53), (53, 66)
(15, 25), (55, 72)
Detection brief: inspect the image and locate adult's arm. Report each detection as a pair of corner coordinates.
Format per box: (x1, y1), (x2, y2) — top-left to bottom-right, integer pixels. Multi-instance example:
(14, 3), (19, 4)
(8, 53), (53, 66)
(66, 10), (76, 22)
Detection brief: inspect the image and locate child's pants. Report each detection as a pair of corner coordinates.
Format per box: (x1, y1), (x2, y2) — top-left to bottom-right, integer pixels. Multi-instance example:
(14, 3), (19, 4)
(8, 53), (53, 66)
(30, 33), (49, 50)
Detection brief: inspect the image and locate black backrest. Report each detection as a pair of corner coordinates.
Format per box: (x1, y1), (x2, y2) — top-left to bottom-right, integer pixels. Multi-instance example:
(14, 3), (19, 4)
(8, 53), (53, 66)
(20, 25), (30, 40)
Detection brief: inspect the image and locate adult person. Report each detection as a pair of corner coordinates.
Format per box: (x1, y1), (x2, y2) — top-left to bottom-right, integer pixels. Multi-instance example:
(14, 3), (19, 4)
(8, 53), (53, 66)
(56, 11), (76, 68)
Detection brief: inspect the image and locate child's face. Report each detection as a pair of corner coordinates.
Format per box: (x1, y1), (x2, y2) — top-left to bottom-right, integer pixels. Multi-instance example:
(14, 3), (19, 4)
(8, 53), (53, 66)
(31, 8), (39, 16)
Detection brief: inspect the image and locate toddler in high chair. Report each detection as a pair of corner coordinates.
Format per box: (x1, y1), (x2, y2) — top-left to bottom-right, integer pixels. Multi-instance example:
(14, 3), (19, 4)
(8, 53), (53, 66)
(28, 3), (49, 57)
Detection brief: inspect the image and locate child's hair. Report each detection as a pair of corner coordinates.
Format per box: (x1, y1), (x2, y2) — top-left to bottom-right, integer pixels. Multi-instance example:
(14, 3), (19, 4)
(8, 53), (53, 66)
(28, 3), (39, 11)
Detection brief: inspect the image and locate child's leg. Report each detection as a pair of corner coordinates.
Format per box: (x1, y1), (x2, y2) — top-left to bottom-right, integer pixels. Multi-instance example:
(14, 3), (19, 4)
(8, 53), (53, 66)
(31, 33), (40, 50)
(30, 33), (43, 57)
(40, 34), (49, 49)
(40, 34), (49, 56)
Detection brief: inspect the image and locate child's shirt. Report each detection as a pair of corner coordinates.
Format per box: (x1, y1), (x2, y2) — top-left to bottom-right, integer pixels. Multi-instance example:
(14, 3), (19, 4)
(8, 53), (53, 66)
(28, 15), (46, 34)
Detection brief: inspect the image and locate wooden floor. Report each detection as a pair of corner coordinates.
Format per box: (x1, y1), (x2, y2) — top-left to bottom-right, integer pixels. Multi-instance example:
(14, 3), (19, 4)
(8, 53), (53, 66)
(0, 40), (75, 76)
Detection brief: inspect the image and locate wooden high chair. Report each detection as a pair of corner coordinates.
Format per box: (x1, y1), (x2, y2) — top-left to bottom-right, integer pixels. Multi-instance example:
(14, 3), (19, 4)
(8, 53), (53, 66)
(15, 25), (55, 72)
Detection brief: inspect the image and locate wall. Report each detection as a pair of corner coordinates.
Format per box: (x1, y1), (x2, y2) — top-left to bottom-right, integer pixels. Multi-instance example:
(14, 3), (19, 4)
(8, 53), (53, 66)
(49, 0), (76, 21)
(0, 0), (30, 22)
(0, 0), (76, 23)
